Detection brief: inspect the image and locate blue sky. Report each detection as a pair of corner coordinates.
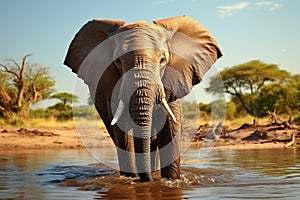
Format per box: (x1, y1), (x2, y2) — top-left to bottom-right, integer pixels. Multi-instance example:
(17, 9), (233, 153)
(0, 0), (299, 106)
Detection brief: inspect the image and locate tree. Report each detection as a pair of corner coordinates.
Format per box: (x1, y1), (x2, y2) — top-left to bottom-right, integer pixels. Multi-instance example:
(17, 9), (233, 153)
(48, 92), (79, 120)
(51, 92), (79, 107)
(0, 54), (55, 116)
(254, 75), (300, 117)
(206, 60), (290, 117)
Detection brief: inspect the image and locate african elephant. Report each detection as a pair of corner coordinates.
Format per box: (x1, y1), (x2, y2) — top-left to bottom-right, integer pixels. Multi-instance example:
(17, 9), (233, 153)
(64, 16), (222, 182)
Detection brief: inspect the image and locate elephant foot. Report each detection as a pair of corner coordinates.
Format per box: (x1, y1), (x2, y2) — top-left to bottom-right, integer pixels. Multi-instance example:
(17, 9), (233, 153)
(161, 161), (181, 180)
(139, 173), (153, 182)
(120, 171), (138, 178)
(163, 170), (180, 180)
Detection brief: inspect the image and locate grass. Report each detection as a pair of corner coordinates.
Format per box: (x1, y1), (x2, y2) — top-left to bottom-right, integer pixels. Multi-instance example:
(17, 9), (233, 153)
(0, 113), (297, 129)
(186, 114), (288, 129)
(0, 117), (74, 128)
(0, 116), (106, 129)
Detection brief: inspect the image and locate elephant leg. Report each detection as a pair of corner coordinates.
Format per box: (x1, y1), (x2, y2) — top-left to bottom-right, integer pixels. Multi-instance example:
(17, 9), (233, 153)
(96, 98), (137, 177)
(157, 100), (181, 179)
(150, 136), (159, 172)
(113, 128), (137, 177)
(158, 127), (181, 179)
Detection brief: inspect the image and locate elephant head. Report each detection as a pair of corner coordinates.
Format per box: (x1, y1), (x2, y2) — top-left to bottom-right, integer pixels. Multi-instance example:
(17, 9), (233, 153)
(64, 16), (222, 182)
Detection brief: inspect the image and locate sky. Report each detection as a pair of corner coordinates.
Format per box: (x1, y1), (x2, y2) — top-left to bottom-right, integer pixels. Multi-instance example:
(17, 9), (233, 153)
(0, 0), (299, 107)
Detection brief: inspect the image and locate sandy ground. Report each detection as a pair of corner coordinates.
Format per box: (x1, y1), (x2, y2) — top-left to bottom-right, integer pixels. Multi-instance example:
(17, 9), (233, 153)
(0, 124), (299, 151)
(0, 127), (84, 150)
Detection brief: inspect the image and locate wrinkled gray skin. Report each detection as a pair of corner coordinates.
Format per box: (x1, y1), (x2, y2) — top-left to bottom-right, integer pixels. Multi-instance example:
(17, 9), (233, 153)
(64, 16), (222, 182)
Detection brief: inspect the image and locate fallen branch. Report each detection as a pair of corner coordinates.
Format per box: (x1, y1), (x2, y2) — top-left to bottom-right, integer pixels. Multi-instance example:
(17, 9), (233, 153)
(284, 133), (296, 148)
(267, 110), (293, 129)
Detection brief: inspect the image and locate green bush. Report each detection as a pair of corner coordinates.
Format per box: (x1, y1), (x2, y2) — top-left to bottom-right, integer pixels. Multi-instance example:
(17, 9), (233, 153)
(30, 108), (47, 118)
(56, 111), (73, 121)
(2, 112), (25, 126)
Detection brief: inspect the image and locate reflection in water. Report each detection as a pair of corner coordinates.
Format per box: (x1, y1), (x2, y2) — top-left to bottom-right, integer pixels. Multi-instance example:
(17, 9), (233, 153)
(0, 148), (299, 199)
(97, 180), (183, 200)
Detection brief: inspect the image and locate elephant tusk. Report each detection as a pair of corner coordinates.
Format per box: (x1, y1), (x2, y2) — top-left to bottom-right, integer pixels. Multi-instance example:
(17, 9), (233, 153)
(111, 100), (125, 125)
(161, 98), (177, 123)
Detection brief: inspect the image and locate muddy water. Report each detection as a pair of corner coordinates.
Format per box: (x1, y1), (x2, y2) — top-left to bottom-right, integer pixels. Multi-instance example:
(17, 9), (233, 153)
(0, 148), (299, 199)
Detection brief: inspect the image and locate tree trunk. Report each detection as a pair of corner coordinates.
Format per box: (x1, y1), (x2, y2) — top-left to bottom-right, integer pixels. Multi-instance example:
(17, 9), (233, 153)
(17, 81), (25, 110)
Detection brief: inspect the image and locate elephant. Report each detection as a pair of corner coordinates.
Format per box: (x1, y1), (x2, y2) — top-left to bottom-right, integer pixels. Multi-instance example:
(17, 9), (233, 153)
(64, 16), (222, 182)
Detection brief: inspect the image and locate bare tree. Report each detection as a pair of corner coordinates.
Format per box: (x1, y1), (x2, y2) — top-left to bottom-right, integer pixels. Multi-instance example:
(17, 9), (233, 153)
(0, 54), (55, 116)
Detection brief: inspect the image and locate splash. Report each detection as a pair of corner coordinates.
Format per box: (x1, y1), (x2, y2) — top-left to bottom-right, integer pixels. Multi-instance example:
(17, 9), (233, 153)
(57, 165), (232, 192)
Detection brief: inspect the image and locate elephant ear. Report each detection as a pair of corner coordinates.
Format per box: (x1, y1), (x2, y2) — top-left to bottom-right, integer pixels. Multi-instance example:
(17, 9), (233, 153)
(64, 19), (125, 96)
(154, 16), (222, 99)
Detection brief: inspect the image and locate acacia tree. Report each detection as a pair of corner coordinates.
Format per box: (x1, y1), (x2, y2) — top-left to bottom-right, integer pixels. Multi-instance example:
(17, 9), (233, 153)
(254, 75), (300, 117)
(0, 54), (55, 116)
(206, 60), (290, 117)
(51, 92), (79, 108)
(48, 92), (79, 120)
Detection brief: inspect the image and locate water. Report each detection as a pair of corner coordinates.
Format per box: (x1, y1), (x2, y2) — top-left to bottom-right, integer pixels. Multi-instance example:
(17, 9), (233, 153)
(0, 148), (299, 199)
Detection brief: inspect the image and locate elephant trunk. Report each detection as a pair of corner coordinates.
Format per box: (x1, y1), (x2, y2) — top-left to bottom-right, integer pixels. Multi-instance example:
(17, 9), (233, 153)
(117, 66), (163, 182)
(129, 86), (156, 181)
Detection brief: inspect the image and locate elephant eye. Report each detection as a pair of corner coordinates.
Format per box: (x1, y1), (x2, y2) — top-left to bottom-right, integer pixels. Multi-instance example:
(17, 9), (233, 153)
(160, 56), (167, 66)
(114, 58), (122, 67)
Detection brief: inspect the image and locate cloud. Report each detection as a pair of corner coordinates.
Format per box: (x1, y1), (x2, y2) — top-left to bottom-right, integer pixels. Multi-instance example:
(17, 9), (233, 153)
(254, 1), (281, 11)
(217, 2), (250, 17)
(255, 1), (273, 6)
(217, 1), (281, 17)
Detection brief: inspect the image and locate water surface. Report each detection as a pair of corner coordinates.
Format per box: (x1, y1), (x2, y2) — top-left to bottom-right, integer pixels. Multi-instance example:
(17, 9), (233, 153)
(0, 148), (299, 199)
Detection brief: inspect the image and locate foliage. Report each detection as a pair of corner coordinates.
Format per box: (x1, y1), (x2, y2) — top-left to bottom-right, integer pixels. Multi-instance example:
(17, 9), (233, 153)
(46, 92), (79, 121)
(225, 101), (236, 120)
(199, 100), (236, 120)
(73, 105), (98, 119)
(30, 108), (47, 118)
(1, 112), (25, 126)
(46, 102), (72, 121)
(230, 95), (252, 117)
(29, 104), (97, 122)
(51, 92), (79, 106)
(253, 75), (300, 117)
(182, 101), (199, 120)
(0, 54), (55, 117)
(199, 102), (211, 114)
(206, 60), (291, 117)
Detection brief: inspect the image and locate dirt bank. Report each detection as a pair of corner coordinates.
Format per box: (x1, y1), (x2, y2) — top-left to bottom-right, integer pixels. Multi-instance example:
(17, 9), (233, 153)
(191, 123), (300, 149)
(0, 123), (299, 150)
(0, 127), (84, 150)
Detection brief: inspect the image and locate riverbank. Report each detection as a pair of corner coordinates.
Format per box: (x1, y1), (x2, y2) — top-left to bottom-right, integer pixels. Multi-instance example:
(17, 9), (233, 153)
(0, 127), (84, 150)
(0, 124), (299, 150)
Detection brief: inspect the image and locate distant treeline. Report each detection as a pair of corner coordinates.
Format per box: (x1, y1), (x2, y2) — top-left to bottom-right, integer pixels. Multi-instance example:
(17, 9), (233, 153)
(1, 55), (299, 125)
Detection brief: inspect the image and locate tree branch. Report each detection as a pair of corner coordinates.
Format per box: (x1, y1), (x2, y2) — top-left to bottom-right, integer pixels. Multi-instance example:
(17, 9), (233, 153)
(256, 79), (266, 93)
(20, 54), (31, 79)
(0, 63), (20, 79)
(6, 58), (21, 71)
(236, 93), (253, 115)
